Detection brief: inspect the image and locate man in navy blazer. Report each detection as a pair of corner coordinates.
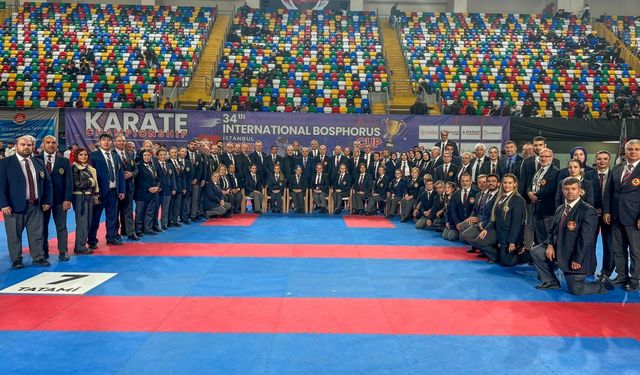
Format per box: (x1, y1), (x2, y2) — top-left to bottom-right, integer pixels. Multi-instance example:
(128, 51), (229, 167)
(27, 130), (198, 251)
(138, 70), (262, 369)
(444, 174), (478, 241)
(38, 136), (72, 261)
(88, 133), (125, 247)
(526, 148), (560, 246)
(532, 177), (614, 294)
(0, 136), (52, 268)
(587, 150), (614, 280)
(603, 139), (640, 291)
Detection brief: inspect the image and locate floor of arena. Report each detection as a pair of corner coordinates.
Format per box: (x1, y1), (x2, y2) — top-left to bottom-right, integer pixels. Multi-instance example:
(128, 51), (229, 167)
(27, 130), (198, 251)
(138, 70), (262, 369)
(0, 212), (639, 374)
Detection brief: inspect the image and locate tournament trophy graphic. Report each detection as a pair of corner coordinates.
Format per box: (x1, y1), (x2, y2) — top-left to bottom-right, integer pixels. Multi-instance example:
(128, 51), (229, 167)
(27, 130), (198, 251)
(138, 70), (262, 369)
(382, 118), (406, 149)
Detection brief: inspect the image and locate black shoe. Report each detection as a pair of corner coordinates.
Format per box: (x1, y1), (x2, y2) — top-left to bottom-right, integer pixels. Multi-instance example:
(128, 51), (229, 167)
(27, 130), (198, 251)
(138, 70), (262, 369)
(334, 208), (342, 215)
(58, 252), (70, 261)
(611, 275), (629, 285)
(599, 274), (615, 291)
(136, 232), (144, 238)
(161, 226), (168, 231)
(486, 259), (497, 264)
(43, 251), (50, 259)
(147, 231), (158, 235)
(116, 234), (122, 241)
(624, 280), (640, 292)
(33, 258), (50, 267)
(255, 211), (262, 214)
(153, 228), (163, 233)
(11, 260), (25, 269)
(173, 222), (182, 227)
(128, 235), (140, 241)
(466, 248), (477, 253)
(74, 248), (93, 255)
(535, 281), (561, 290)
(106, 239), (123, 246)
(88, 243), (98, 250)
(477, 253), (489, 259)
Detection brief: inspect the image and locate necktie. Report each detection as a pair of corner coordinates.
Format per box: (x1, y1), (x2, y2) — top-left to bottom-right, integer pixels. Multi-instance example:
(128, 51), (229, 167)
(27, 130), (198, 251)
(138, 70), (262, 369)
(121, 151), (127, 164)
(24, 159), (36, 204)
(479, 191), (487, 208)
(148, 163), (156, 178)
(444, 164), (448, 178)
(402, 162), (407, 175)
(275, 174), (279, 180)
(258, 153), (263, 164)
(296, 176), (299, 184)
(335, 157), (339, 167)
(622, 163), (633, 183)
(533, 167), (545, 192)
(316, 174), (321, 185)
(252, 174), (257, 184)
(599, 172), (605, 197)
(506, 157), (512, 171)
(105, 152), (115, 182)
(46, 154), (52, 174)
(339, 174), (343, 184)
(161, 162), (166, 174)
(491, 163), (496, 174)
(273, 155), (276, 164)
(190, 152), (195, 164)
(359, 174), (364, 186)
(463, 188), (468, 203)
(229, 154), (234, 165)
(303, 158), (307, 168)
(559, 203), (571, 229)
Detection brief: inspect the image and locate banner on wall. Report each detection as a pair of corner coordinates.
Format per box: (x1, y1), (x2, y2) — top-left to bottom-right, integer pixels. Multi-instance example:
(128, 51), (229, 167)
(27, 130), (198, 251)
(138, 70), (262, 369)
(0, 109), (58, 147)
(64, 109), (510, 153)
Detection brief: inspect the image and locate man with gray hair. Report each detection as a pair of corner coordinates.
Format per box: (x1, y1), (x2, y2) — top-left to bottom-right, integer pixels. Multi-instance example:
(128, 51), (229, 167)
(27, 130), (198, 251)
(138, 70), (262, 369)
(603, 139), (640, 291)
(0, 136), (53, 268)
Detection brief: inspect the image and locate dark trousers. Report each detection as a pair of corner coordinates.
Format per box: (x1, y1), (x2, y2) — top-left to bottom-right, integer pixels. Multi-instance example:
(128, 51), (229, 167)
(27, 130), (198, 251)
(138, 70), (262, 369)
(290, 190), (306, 212)
(72, 194), (92, 251)
(496, 243), (530, 267)
(534, 215), (554, 246)
(170, 192), (183, 223)
(89, 188), (118, 245)
(4, 202), (45, 262)
(159, 194), (172, 227)
(231, 191), (242, 213)
(531, 244), (603, 295)
(475, 229), (498, 260)
(611, 220), (640, 282)
(42, 203), (69, 253)
(181, 189), (191, 222)
(598, 216), (614, 276)
(117, 193), (135, 237)
(269, 190), (283, 211)
(135, 198), (156, 234)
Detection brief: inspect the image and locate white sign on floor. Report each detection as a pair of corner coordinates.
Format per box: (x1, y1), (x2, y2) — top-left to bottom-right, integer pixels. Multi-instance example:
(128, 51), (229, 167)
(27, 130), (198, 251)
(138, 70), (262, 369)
(0, 272), (117, 295)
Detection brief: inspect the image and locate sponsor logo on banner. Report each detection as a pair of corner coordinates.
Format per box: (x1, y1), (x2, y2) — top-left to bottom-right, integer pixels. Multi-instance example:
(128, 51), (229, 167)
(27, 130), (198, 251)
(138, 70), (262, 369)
(0, 272), (117, 295)
(483, 126), (503, 140)
(419, 126), (439, 139)
(13, 113), (26, 125)
(460, 126), (482, 140)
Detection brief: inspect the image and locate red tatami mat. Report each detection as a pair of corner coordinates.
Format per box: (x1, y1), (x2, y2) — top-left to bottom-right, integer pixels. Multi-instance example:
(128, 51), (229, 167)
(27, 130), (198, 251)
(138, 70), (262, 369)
(343, 215), (395, 228)
(1, 295), (638, 339)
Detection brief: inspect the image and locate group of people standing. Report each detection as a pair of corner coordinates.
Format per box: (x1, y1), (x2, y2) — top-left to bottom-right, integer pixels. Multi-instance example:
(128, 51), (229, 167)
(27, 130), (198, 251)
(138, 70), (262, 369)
(1, 131), (639, 297)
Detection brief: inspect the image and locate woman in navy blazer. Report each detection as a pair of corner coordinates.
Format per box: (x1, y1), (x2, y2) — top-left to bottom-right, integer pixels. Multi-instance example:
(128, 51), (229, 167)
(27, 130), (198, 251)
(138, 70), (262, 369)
(134, 150), (160, 236)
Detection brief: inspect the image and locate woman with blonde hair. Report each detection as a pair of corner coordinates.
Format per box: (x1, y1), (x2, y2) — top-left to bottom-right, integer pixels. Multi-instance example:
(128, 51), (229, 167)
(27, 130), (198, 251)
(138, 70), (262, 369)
(71, 148), (99, 254)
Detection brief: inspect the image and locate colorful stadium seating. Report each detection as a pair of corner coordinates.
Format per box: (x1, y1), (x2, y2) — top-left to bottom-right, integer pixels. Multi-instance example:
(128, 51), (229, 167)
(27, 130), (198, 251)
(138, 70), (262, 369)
(0, 2), (214, 108)
(399, 12), (638, 118)
(215, 9), (387, 113)
(605, 16), (640, 55)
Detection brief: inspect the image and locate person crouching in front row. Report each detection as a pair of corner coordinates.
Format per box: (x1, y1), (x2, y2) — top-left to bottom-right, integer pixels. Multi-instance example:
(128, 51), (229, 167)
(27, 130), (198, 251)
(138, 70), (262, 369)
(203, 171), (232, 218)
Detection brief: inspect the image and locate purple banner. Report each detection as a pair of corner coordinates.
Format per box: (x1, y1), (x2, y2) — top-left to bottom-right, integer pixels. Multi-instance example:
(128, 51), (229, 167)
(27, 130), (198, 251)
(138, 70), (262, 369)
(64, 109), (509, 153)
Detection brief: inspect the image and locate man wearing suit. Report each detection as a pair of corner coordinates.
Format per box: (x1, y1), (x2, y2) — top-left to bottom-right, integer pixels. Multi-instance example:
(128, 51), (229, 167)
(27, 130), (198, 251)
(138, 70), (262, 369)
(89, 133), (125, 247)
(220, 143), (237, 169)
(456, 152), (473, 185)
(433, 152), (459, 183)
(414, 176), (436, 228)
(444, 144), (461, 166)
(366, 166), (388, 215)
(352, 164), (373, 215)
(386, 169), (407, 217)
(587, 150), (614, 280)
(237, 143), (252, 179)
(426, 147), (442, 176)
(310, 163), (329, 213)
(527, 148), (560, 246)
(168, 147), (185, 227)
(470, 143), (488, 183)
(299, 147), (313, 182)
(155, 149), (177, 230)
(444, 174), (478, 241)
(38, 135), (72, 261)
(264, 145), (283, 176)
(179, 146), (194, 224)
(288, 166), (307, 213)
(0, 136), (53, 268)
(480, 146), (501, 177)
(114, 135), (138, 241)
(460, 175), (498, 248)
(498, 141), (523, 177)
(532, 177), (614, 294)
(328, 145), (347, 183)
(434, 130), (459, 156)
(603, 139), (640, 291)
(332, 164), (352, 214)
(368, 152), (383, 179)
(249, 140), (268, 182)
(244, 164), (263, 214)
(187, 139), (205, 221)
